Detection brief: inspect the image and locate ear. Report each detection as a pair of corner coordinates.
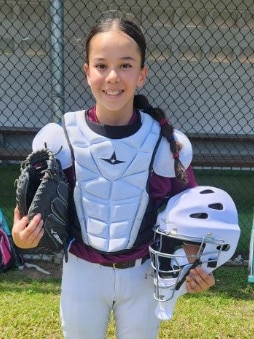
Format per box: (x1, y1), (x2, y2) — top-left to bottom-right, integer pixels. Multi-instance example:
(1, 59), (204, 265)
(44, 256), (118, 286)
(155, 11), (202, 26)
(83, 63), (91, 86)
(137, 65), (148, 88)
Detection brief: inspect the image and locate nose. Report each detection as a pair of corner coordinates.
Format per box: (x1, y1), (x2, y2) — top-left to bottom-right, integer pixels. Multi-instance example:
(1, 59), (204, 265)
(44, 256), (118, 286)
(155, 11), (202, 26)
(106, 68), (120, 83)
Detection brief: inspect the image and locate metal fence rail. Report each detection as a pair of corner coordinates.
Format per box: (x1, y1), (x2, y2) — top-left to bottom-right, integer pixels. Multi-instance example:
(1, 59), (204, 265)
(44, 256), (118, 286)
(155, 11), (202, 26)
(0, 0), (253, 256)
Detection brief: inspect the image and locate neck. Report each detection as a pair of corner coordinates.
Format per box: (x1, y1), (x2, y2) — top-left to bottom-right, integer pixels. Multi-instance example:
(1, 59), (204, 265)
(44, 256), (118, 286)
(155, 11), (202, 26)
(95, 108), (133, 126)
(88, 106), (137, 126)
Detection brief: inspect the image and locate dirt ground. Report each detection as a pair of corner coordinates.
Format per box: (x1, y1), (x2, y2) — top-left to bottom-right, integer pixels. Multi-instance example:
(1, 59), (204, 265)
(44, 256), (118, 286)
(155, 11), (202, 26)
(20, 260), (63, 280)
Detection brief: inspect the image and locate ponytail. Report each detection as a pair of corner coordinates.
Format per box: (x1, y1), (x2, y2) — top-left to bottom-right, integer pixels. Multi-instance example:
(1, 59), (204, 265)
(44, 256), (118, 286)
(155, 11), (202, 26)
(134, 94), (188, 184)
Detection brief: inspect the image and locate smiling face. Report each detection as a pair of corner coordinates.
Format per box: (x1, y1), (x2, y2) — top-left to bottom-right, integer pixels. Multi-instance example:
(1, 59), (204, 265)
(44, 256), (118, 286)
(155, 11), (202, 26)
(84, 30), (147, 125)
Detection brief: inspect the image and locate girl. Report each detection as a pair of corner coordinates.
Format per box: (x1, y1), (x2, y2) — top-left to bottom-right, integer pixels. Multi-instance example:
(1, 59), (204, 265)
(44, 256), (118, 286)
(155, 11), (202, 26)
(12, 14), (214, 339)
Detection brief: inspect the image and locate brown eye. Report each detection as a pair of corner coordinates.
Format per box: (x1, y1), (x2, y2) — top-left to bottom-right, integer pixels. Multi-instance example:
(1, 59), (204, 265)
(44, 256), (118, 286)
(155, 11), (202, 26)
(121, 63), (131, 69)
(96, 64), (106, 69)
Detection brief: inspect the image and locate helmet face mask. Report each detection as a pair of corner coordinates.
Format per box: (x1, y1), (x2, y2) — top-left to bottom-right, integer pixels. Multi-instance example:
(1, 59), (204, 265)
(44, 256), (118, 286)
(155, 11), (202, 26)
(149, 186), (241, 318)
(150, 232), (229, 302)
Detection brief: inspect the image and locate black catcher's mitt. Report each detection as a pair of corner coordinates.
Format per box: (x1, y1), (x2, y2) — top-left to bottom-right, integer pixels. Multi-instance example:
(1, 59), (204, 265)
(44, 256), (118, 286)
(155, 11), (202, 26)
(15, 148), (70, 256)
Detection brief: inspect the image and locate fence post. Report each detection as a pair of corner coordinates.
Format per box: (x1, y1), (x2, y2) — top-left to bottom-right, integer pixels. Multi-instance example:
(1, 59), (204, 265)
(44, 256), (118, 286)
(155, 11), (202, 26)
(248, 209), (254, 283)
(49, 0), (65, 123)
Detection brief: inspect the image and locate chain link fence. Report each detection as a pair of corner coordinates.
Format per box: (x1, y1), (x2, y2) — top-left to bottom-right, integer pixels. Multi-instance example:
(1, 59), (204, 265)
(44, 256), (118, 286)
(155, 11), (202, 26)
(0, 0), (253, 257)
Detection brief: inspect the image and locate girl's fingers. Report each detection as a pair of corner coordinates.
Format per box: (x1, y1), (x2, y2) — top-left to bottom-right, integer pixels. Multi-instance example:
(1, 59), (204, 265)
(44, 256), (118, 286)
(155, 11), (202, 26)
(186, 267), (215, 293)
(12, 209), (44, 248)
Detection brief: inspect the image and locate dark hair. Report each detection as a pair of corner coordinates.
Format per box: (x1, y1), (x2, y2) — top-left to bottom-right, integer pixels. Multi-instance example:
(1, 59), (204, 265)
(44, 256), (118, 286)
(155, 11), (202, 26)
(85, 15), (187, 184)
(134, 95), (188, 184)
(85, 17), (146, 67)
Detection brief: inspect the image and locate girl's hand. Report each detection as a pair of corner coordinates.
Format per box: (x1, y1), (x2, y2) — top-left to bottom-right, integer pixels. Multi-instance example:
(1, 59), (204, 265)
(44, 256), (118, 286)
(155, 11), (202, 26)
(186, 267), (215, 293)
(12, 207), (44, 249)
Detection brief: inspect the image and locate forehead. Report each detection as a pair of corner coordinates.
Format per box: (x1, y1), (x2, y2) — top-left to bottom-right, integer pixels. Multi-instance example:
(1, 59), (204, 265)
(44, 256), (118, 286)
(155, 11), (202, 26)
(88, 30), (141, 58)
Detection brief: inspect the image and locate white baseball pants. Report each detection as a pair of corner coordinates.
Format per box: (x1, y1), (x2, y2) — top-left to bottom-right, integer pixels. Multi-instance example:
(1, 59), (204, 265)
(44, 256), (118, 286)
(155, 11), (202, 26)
(60, 253), (160, 339)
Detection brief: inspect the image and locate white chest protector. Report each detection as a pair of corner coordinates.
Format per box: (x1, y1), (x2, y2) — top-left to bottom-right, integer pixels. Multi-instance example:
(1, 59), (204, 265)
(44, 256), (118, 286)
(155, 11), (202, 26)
(64, 110), (161, 252)
(32, 110), (193, 253)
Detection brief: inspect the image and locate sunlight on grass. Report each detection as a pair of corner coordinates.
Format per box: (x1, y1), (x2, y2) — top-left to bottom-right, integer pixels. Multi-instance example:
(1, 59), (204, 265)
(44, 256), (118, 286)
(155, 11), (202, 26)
(0, 266), (254, 338)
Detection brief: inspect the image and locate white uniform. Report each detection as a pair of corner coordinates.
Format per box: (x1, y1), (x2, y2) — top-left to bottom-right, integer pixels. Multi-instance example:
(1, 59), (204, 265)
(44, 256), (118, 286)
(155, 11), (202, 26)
(33, 110), (193, 339)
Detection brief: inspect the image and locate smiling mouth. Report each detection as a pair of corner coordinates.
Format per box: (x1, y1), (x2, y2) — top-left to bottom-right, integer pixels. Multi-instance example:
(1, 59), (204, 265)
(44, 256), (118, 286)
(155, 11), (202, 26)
(103, 90), (124, 96)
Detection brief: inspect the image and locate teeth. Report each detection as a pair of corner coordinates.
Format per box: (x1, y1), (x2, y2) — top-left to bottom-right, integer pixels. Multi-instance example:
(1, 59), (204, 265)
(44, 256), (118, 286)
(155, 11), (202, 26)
(105, 90), (121, 95)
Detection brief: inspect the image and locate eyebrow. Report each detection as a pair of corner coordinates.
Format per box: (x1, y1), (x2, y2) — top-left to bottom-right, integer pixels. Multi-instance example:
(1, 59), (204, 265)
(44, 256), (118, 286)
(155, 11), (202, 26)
(94, 56), (136, 62)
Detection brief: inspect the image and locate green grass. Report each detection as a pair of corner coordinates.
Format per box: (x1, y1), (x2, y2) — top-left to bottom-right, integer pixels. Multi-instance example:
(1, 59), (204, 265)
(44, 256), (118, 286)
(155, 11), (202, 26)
(159, 266), (254, 339)
(0, 266), (253, 338)
(0, 272), (62, 339)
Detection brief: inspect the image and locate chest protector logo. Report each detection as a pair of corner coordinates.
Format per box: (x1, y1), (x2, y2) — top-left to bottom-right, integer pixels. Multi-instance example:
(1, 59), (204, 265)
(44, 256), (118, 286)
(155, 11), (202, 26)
(64, 111), (161, 253)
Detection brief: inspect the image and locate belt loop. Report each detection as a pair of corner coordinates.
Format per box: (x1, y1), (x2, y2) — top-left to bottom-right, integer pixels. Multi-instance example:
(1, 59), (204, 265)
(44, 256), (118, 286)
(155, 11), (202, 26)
(136, 258), (142, 266)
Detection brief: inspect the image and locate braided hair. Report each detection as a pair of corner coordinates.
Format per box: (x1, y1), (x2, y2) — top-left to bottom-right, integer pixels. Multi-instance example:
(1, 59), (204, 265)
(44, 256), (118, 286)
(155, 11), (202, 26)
(134, 94), (188, 184)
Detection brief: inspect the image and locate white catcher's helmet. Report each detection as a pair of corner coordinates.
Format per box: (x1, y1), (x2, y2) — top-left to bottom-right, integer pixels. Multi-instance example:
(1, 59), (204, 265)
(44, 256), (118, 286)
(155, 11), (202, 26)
(149, 186), (241, 320)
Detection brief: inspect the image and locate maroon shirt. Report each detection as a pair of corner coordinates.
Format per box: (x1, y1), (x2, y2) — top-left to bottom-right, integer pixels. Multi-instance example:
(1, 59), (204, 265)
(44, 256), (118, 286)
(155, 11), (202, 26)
(66, 108), (197, 264)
